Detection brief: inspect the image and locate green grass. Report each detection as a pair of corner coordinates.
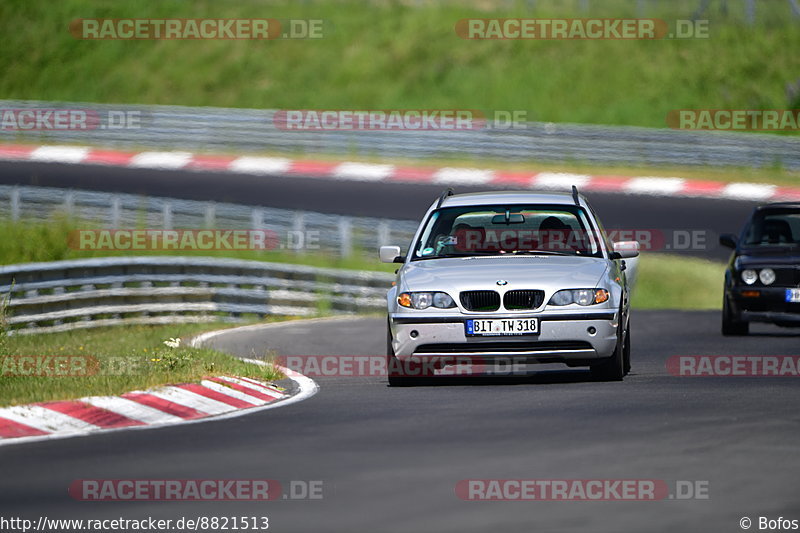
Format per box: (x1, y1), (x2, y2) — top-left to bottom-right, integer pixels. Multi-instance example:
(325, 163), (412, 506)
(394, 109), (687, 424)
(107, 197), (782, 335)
(1, 0), (798, 131)
(0, 216), (396, 273)
(631, 254), (726, 310)
(0, 321), (288, 407)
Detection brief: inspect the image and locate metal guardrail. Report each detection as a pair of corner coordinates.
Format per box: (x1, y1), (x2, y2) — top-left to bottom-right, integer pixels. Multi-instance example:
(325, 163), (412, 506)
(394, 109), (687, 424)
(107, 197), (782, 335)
(1, 100), (798, 170)
(0, 256), (394, 335)
(0, 185), (419, 258)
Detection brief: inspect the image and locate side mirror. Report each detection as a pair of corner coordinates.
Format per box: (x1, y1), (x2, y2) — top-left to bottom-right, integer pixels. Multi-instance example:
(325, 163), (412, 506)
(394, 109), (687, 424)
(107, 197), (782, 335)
(610, 241), (640, 259)
(719, 233), (737, 249)
(379, 245), (405, 264)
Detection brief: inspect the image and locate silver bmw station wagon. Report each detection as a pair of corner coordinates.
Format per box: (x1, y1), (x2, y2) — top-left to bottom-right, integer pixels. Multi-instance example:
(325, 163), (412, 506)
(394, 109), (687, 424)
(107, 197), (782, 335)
(380, 188), (639, 385)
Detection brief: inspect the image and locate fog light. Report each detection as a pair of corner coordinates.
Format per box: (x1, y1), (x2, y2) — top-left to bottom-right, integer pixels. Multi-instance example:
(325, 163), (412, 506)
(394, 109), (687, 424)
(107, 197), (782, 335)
(587, 326), (597, 335)
(410, 330), (419, 338)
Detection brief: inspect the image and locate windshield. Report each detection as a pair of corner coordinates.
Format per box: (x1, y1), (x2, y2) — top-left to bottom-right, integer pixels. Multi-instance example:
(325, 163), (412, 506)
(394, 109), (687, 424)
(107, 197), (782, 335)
(742, 209), (800, 248)
(412, 204), (603, 260)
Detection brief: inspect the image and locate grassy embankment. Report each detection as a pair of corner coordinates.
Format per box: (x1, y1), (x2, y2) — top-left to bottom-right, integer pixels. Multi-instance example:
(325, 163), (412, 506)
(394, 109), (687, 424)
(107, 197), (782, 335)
(1, 0), (799, 185)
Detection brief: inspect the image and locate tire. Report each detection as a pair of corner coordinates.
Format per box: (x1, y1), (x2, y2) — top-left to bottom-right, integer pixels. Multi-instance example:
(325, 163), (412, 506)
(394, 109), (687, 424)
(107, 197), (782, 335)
(387, 323), (416, 387)
(622, 321), (631, 376)
(721, 294), (748, 336)
(592, 315), (627, 382)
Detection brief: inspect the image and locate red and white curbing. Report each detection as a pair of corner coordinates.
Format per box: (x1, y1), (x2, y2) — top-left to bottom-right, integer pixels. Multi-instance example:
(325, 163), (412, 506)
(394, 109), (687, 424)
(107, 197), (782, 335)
(0, 364), (317, 446)
(1, 143), (798, 202)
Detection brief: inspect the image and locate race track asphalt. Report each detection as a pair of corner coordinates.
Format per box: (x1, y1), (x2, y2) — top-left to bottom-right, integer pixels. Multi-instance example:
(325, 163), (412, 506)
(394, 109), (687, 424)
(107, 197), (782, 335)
(2, 311), (799, 533)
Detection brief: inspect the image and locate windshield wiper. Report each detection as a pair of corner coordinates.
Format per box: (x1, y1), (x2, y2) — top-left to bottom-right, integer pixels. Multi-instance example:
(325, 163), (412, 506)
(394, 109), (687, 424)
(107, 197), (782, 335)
(509, 250), (574, 256)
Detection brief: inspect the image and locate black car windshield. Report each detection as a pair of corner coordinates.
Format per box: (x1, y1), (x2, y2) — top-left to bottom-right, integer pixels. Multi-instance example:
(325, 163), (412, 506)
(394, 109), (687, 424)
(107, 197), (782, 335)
(411, 204), (603, 260)
(742, 209), (800, 248)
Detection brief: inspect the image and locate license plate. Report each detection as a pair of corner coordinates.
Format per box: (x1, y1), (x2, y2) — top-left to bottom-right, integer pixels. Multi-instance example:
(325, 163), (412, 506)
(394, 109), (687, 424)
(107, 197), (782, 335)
(786, 289), (800, 303)
(466, 318), (539, 336)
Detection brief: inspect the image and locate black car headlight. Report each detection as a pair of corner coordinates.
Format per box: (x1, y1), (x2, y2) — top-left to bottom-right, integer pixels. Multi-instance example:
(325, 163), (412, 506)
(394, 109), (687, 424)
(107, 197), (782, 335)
(740, 268), (774, 286)
(741, 269), (757, 285)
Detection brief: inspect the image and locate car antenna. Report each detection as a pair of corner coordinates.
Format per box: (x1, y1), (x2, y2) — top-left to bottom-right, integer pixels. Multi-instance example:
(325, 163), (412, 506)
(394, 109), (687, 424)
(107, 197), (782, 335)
(572, 185), (580, 206)
(437, 188), (454, 208)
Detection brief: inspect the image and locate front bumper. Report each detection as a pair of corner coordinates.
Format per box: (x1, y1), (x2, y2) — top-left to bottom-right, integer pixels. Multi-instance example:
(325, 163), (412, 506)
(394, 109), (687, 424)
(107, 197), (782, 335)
(728, 287), (800, 324)
(389, 311), (619, 362)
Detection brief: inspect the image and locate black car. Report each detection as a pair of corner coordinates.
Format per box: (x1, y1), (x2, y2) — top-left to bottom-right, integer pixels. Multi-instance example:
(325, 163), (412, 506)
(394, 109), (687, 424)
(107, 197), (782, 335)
(719, 202), (800, 335)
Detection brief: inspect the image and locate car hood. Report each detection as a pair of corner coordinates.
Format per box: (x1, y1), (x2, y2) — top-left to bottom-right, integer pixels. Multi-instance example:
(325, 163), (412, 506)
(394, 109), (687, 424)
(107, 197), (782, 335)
(400, 256), (609, 293)
(736, 249), (800, 267)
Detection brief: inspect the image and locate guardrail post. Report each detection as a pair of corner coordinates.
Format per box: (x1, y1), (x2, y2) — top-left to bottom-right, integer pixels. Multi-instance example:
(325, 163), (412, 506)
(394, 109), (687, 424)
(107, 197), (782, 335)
(204, 203), (216, 228)
(10, 187), (20, 221)
(745, 0), (755, 25)
(63, 191), (75, 217)
(377, 220), (390, 248)
(251, 208), (264, 229)
(292, 212), (305, 254)
(162, 202), (173, 230)
(338, 217), (353, 257)
(110, 196), (121, 227)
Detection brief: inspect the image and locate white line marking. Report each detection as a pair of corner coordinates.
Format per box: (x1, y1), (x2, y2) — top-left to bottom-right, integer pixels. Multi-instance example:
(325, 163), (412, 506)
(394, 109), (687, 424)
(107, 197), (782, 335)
(81, 396), (184, 424)
(0, 405), (98, 433)
(624, 177), (686, 195)
(200, 380), (266, 405)
(146, 386), (236, 415)
(332, 162), (394, 181)
(215, 376), (285, 399)
(722, 182), (777, 200)
(129, 151), (192, 169)
(532, 172), (591, 190)
(229, 156), (292, 175)
(30, 146), (90, 163)
(432, 168), (494, 185)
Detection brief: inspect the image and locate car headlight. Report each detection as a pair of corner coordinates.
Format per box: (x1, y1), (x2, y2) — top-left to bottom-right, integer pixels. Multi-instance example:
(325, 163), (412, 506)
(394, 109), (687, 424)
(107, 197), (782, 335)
(398, 292), (456, 309)
(759, 268), (776, 285)
(741, 269), (758, 285)
(433, 292), (456, 308)
(548, 288), (610, 306)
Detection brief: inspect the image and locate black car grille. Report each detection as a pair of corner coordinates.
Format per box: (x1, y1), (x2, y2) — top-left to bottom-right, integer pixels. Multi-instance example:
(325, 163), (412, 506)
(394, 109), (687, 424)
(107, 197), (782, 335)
(460, 290), (501, 311)
(503, 290), (545, 310)
(773, 268), (800, 286)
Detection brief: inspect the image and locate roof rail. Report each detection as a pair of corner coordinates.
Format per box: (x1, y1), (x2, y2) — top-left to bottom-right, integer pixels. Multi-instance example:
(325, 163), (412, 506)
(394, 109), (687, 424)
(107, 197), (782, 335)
(436, 188), (455, 208)
(571, 185), (580, 206)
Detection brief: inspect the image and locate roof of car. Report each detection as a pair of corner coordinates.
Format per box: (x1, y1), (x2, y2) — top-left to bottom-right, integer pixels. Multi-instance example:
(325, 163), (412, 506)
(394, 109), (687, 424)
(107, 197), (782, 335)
(756, 202), (800, 209)
(439, 190), (582, 208)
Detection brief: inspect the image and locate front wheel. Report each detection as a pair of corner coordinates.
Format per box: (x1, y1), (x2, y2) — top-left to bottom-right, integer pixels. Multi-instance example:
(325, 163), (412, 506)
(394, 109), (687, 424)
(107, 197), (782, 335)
(721, 294), (748, 336)
(623, 320), (631, 376)
(592, 321), (627, 382)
